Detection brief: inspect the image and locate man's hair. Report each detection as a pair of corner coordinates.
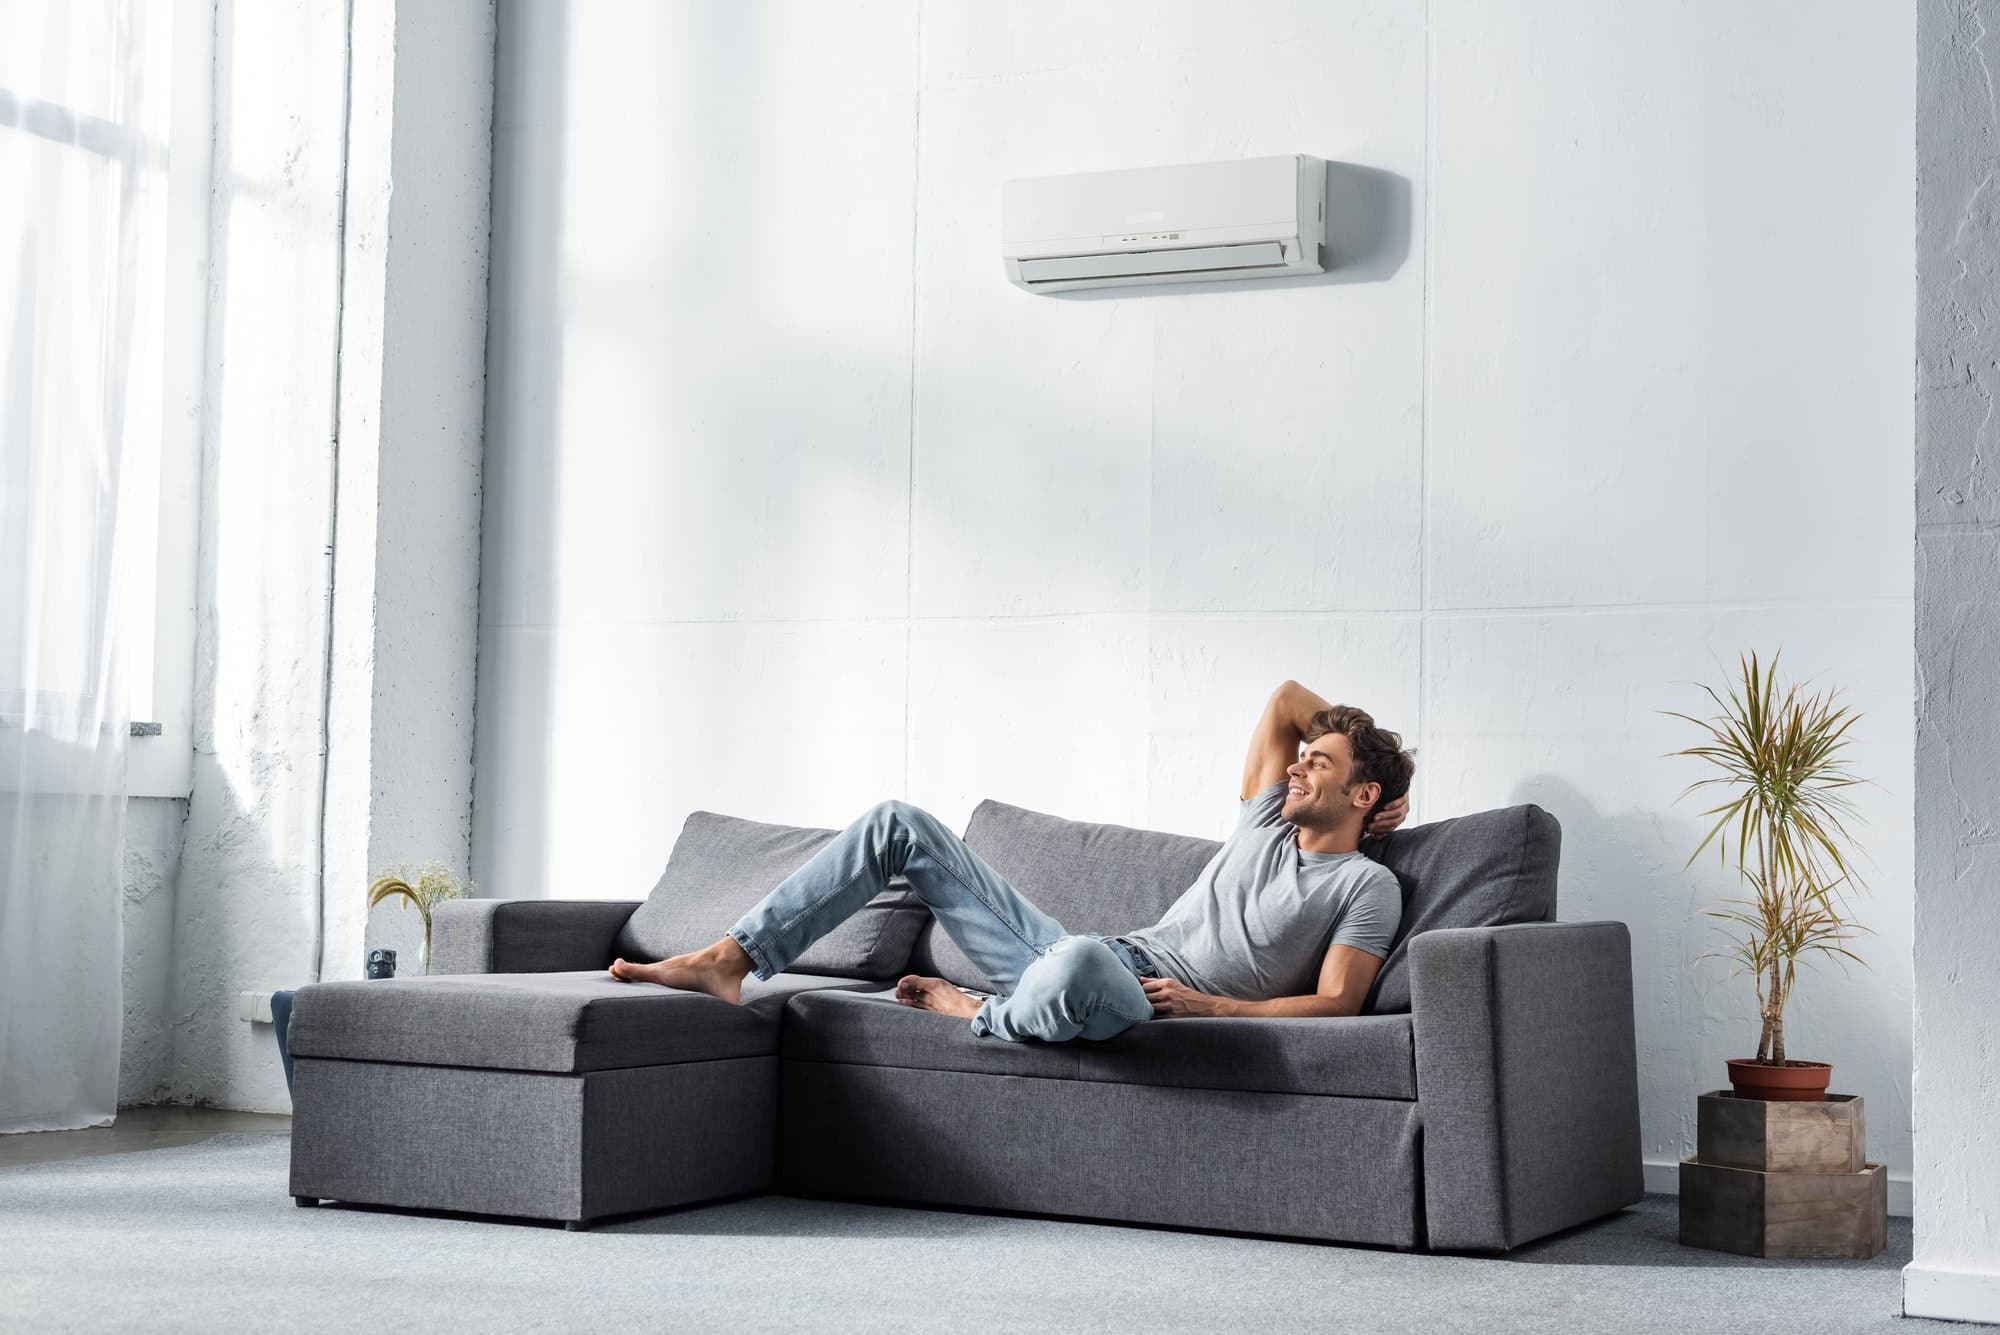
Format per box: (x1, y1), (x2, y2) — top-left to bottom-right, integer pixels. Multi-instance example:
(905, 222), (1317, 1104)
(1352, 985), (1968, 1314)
(1304, 705), (1416, 821)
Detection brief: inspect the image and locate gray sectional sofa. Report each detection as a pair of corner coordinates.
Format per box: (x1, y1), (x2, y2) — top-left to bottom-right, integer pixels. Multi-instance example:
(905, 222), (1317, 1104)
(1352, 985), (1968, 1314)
(287, 798), (1642, 1250)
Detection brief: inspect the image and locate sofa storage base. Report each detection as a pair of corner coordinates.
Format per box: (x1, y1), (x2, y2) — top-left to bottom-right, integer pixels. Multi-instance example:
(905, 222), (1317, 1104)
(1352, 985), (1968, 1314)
(777, 1062), (1424, 1248)
(289, 1054), (776, 1225)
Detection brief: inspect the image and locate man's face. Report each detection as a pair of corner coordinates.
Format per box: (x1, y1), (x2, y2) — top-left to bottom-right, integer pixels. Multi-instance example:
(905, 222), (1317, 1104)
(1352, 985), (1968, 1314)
(1284, 733), (1364, 829)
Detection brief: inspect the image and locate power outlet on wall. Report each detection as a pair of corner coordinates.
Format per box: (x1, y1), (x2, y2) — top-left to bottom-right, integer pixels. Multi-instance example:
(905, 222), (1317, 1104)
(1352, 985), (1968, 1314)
(237, 991), (275, 1024)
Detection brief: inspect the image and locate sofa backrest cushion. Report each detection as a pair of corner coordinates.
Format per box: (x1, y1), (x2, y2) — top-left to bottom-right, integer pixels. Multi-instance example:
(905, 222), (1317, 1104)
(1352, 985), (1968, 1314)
(1362, 804), (1561, 1014)
(616, 811), (928, 980)
(911, 799), (1224, 991)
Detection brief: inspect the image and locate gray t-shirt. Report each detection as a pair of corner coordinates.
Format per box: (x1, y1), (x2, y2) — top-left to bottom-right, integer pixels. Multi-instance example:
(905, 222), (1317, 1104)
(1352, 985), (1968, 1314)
(1123, 781), (1403, 1000)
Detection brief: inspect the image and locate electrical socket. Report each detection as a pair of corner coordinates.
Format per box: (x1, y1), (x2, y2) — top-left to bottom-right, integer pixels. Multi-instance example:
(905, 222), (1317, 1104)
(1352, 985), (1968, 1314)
(237, 991), (275, 1024)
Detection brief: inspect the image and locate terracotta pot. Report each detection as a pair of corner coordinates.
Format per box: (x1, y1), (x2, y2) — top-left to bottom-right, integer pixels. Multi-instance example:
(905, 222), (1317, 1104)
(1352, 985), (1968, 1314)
(1727, 1058), (1833, 1102)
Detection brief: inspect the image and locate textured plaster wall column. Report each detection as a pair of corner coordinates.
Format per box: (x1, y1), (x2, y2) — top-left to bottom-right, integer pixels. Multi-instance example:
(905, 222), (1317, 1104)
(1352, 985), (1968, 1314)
(170, 0), (493, 1109)
(322, 0), (495, 983)
(1912, 0), (2000, 1322)
(167, 0), (349, 1111)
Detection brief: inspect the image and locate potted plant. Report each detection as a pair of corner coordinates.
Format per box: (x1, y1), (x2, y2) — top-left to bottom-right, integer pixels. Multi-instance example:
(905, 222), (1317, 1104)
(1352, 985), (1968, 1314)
(1667, 651), (1867, 1101)
(366, 861), (472, 975)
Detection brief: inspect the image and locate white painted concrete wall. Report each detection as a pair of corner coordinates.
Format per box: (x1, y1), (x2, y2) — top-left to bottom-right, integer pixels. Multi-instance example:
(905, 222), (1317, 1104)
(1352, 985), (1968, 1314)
(323, 0), (495, 984)
(119, 797), (185, 1106)
(475, 0), (1915, 1201)
(151, 0), (493, 1113)
(1910, 0), (2000, 1320)
(168, 0), (350, 1113)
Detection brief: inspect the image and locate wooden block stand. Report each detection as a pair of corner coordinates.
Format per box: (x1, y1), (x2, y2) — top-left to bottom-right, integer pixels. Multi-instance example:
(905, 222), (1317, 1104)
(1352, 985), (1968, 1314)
(1679, 1091), (1886, 1259)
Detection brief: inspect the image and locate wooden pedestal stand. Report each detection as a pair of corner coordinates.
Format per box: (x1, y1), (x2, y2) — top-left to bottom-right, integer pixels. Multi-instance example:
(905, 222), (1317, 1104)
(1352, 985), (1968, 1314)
(1679, 1091), (1886, 1259)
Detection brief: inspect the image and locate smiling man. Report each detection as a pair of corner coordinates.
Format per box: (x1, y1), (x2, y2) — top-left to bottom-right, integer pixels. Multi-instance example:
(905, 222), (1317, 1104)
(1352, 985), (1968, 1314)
(609, 680), (1416, 1041)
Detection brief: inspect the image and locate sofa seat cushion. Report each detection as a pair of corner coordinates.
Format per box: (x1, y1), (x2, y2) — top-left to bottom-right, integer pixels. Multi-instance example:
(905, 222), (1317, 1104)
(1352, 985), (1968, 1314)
(287, 972), (870, 1075)
(782, 988), (1415, 1100)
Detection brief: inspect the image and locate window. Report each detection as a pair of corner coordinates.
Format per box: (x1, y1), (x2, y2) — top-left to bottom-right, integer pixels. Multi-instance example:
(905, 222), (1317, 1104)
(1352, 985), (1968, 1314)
(121, 0), (213, 799)
(0, 1), (213, 797)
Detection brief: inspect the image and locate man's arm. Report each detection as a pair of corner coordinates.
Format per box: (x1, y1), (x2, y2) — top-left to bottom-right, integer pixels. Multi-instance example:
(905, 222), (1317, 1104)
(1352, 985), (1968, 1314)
(1142, 944), (1386, 1019)
(1241, 679), (1329, 800)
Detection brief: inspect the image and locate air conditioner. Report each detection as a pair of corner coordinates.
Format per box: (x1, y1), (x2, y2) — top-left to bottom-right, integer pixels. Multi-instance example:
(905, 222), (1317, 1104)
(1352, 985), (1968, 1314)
(1001, 155), (1326, 294)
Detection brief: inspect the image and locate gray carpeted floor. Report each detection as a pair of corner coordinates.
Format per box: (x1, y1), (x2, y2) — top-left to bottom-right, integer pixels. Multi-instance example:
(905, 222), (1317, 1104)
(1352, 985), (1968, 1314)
(0, 1133), (1951, 1334)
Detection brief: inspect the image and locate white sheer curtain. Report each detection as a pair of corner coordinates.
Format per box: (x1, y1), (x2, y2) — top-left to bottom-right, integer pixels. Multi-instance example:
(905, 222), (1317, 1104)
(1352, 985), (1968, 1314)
(0, 0), (170, 1131)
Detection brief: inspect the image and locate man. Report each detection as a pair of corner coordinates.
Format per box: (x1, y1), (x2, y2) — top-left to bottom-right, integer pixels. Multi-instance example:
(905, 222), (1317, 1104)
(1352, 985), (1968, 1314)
(609, 680), (1415, 1041)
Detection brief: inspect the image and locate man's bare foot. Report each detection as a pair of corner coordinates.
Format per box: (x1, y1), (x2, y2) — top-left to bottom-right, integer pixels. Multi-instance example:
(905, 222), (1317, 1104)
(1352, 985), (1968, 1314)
(608, 937), (753, 1005)
(894, 974), (982, 1020)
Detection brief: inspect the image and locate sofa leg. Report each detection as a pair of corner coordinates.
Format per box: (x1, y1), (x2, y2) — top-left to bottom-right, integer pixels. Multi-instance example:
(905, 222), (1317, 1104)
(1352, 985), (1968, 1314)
(293, 1195), (320, 1208)
(564, 1219), (589, 1232)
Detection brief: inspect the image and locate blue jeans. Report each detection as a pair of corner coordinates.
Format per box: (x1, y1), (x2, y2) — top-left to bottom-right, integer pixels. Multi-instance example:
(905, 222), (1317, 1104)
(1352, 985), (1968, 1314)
(271, 989), (297, 1093)
(728, 800), (1155, 1043)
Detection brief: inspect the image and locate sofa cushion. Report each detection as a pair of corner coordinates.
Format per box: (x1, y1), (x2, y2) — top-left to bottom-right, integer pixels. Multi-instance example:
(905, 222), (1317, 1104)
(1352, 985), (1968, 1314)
(1362, 804), (1561, 1014)
(286, 971), (871, 1074)
(617, 811), (929, 979)
(914, 800), (1223, 990)
(782, 988), (1415, 1100)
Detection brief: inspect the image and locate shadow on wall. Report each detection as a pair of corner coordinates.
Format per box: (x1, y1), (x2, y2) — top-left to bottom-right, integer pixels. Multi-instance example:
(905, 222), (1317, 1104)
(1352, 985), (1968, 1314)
(474, 0), (569, 900)
(1061, 161), (1412, 302)
(1507, 773), (1751, 1168)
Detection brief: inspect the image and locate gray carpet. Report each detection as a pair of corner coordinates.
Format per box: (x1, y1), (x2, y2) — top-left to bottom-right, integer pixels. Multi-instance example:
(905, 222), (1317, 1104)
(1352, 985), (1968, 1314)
(0, 1133), (1949, 1334)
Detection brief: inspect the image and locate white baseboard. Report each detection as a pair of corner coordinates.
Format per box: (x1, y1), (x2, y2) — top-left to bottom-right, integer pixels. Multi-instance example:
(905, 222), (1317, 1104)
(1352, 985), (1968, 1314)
(1903, 1263), (2000, 1324)
(1642, 1157), (1912, 1218)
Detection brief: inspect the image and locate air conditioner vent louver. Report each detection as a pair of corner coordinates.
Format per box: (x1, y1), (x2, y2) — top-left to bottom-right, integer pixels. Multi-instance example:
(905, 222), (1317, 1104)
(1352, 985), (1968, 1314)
(1017, 242), (1294, 287)
(1001, 156), (1326, 294)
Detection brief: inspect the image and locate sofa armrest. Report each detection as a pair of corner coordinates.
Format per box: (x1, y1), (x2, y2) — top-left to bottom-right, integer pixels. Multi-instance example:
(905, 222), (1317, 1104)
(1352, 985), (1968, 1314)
(428, 899), (640, 975)
(1410, 920), (1643, 1250)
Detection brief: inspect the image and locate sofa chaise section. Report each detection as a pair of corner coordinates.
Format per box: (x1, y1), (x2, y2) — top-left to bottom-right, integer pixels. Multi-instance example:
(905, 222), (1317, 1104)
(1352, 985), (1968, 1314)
(286, 969), (869, 1227)
(286, 812), (930, 1229)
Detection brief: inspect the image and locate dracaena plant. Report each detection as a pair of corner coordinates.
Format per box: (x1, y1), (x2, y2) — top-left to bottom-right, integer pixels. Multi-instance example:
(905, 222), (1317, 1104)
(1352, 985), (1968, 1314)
(1666, 651), (1868, 1065)
(366, 861), (473, 972)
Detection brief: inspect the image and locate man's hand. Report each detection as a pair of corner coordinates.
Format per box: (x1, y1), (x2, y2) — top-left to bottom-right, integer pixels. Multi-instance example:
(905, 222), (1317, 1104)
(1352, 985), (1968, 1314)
(1143, 977), (1234, 1018)
(1366, 793), (1410, 839)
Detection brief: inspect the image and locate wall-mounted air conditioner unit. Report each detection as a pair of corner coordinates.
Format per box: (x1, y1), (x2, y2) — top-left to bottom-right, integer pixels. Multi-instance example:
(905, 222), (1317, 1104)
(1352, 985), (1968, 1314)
(1001, 155), (1326, 294)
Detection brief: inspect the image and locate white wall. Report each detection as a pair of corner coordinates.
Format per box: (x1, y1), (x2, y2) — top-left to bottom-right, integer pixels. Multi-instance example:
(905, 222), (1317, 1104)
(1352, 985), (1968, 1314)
(168, 0), (351, 1112)
(476, 0), (1914, 1202)
(119, 797), (185, 1106)
(127, 0), (494, 1113)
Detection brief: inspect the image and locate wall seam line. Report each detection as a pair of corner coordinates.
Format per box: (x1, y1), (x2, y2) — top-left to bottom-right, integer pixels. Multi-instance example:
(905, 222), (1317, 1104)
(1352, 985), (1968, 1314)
(902, 5), (923, 802)
(1418, 0), (1433, 807)
(471, 594), (1915, 635)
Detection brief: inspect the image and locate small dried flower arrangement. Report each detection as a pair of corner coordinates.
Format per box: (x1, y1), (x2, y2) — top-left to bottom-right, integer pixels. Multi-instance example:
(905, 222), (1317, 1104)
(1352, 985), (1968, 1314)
(366, 861), (474, 973)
